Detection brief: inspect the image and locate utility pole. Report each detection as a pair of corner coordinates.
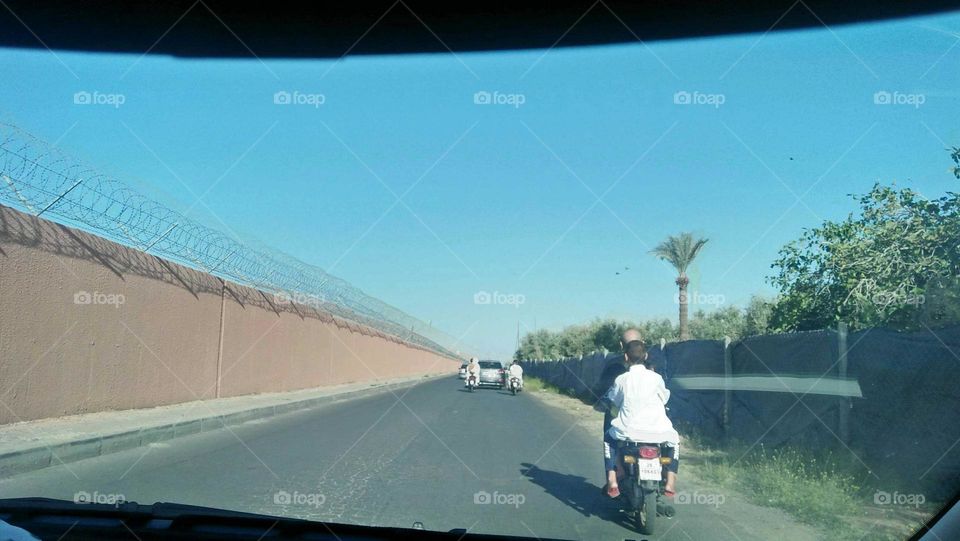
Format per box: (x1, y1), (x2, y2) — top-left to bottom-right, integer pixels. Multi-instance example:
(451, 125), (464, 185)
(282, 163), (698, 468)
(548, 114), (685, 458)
(516, 321), (520, 353)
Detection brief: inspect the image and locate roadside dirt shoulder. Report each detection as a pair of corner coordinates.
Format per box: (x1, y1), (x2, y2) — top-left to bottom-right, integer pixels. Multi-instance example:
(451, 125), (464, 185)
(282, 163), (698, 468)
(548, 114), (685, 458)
(528, 388), (825, 541)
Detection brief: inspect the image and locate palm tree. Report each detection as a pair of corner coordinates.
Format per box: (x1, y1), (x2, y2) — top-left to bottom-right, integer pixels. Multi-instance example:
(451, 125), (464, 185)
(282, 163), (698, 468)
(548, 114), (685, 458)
(651, 233), (709, 341)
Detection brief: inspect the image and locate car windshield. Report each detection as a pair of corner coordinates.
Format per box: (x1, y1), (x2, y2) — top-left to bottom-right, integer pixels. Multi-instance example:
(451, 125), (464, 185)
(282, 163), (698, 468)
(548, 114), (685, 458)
(1, 5), (959, 541)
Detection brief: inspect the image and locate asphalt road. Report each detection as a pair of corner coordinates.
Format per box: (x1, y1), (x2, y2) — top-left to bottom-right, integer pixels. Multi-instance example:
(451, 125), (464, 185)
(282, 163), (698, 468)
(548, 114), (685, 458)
(0, 377), (800, 540)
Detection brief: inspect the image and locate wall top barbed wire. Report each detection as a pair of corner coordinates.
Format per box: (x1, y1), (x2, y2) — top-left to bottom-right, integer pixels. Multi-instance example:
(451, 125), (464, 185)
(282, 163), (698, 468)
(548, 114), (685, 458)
(0, 123), (461, 359)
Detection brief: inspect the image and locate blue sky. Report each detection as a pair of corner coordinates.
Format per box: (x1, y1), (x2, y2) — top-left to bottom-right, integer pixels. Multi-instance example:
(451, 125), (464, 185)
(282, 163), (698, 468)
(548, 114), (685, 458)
(2, 11), (959, 359)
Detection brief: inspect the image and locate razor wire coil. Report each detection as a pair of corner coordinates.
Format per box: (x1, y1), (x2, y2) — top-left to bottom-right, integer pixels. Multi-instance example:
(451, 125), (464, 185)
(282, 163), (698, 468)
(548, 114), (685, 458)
(0, 123), (460, 358)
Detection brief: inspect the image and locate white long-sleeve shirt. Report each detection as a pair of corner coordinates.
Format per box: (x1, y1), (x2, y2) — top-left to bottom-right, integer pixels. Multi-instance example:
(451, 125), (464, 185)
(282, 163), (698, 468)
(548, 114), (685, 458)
(509, 364), (523, 378)
(605, 364), (679, 444)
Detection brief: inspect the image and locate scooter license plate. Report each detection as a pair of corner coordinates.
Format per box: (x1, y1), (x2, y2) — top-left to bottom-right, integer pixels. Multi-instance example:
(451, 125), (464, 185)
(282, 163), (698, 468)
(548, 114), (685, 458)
(637, 458), (662, 481)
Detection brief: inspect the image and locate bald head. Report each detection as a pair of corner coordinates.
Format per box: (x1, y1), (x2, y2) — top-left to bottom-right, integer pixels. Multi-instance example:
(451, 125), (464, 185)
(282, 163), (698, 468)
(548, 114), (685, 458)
(620, 328), (642, 350)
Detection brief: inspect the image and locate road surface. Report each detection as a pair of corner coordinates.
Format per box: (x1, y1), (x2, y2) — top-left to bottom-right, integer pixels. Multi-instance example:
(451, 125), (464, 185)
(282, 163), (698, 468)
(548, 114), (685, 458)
(0, 376), (812, 540)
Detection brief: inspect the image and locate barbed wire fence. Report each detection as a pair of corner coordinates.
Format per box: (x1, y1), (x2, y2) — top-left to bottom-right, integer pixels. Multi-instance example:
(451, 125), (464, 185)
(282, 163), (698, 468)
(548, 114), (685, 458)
(0, 123), (463, 359)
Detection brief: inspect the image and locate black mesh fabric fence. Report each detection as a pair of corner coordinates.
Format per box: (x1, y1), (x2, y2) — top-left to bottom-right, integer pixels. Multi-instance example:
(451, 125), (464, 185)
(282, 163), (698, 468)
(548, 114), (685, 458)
(519, 324), (960, 497)
(846, 326), (960, 497)
(727, 330), (842, 449)
(656, 340), (727, 437)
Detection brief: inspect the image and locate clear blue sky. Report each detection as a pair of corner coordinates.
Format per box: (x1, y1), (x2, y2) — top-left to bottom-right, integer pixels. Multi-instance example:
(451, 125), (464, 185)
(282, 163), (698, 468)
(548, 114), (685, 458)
(1, 11), (958, 359)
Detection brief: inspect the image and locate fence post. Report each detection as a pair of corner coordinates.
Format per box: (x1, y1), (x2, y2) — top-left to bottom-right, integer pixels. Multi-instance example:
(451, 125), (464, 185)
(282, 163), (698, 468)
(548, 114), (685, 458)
(723, 336), (732, 434)
(838, 322), (849, 444)
(142, 223), (178, 252)
(659, 338), (666, 376)
(37, 178), (83, 217)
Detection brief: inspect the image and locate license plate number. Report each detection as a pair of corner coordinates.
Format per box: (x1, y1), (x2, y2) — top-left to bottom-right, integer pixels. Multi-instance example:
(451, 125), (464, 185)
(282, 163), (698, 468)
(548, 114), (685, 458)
(638, 458), (662, 481)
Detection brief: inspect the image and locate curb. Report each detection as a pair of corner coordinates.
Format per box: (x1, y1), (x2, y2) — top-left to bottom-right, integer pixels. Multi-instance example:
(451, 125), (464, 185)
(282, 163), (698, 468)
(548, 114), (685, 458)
(0, 375), (445, 479)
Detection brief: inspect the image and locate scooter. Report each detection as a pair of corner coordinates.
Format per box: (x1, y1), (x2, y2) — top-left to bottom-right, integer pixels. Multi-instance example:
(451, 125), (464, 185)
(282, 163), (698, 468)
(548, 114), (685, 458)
(617, 441), (673, 534)
(509, 376), (521, 395)
(466, 374), (478, 392)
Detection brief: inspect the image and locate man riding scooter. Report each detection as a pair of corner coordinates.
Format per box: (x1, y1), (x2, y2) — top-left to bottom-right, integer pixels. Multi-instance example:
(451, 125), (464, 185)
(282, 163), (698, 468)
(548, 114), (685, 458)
(464, 357), (480, 389)
(594, 328), (641, 494)
(599, 340), (680, 499)
(508, 360), (524, 392)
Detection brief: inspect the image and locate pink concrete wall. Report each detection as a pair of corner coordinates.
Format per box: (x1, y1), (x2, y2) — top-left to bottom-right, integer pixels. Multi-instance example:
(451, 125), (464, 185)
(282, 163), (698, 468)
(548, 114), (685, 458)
(0, 206), (223, 425)
(0, 204), (458, 425)
(217, 282), (454, 398)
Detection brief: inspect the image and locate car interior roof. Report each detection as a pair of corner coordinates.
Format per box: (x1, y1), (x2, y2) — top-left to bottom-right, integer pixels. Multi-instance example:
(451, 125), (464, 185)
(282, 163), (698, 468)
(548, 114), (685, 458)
(0, 0), (958, 58)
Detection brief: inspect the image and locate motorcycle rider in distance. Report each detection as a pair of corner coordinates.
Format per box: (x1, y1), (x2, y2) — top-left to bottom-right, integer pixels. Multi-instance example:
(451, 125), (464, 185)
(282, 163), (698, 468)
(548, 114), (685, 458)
(508, 360), (524, 390)
(601, 340), (680, 499)
(465, 357), (480, 387)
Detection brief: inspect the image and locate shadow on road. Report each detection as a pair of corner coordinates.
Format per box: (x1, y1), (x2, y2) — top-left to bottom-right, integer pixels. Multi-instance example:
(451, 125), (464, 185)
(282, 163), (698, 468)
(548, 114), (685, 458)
(520, 462), (622, 522)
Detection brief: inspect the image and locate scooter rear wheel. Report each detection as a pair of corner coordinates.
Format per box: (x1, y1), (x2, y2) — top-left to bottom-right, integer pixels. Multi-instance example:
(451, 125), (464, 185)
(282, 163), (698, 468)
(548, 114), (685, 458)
(633, 488), (656, 535)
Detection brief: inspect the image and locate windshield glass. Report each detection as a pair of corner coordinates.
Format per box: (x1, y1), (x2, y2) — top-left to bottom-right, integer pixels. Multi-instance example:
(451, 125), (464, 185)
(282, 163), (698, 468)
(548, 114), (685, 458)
(0, 6), (958, 541)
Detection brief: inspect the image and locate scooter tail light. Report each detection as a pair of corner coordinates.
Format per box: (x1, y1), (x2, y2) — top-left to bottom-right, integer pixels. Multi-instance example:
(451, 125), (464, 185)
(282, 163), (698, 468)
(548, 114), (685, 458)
(639, 446), (659, 459)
